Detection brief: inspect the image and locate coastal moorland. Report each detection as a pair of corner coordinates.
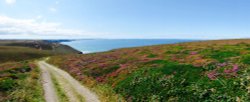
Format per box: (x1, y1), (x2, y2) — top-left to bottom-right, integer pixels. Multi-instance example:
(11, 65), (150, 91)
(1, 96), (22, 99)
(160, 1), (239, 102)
(48, 39), (250, 102)
(1, 39), (250, 102)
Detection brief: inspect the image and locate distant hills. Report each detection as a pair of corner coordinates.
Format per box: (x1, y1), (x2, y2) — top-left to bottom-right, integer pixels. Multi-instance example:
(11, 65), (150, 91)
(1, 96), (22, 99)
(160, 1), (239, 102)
(0, 40), (81, 54)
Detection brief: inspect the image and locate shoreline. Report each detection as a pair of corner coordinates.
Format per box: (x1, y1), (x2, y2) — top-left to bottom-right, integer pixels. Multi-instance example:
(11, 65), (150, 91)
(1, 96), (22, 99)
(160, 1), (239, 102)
(59, 39), (196, 54)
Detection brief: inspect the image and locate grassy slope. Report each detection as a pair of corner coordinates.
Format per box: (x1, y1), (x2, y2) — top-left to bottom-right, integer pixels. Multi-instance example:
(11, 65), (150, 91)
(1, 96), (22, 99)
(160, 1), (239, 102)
(49, 39), (250, 102)
(0, 46), (53, 63)
(0, 62), (45, 102)
(0, 45), (50, 102)
(0, 40), (79, 101)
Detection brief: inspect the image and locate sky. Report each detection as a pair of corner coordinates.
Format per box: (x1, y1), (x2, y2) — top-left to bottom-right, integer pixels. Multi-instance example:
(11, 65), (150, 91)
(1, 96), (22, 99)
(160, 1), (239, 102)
(0, 0), (249, 39)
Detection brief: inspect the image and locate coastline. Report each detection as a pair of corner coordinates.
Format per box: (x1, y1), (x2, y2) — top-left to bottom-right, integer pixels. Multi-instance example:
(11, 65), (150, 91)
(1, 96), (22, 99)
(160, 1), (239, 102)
(60, 39), (195, 54)
(0, 40), (82, 54)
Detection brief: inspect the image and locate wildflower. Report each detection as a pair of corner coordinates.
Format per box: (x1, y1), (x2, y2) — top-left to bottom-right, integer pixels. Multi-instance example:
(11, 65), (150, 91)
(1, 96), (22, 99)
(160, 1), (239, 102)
(190, 51), (198, 55)
(232, 65), (239, 72)
(207, 71), (218, 80)
(224, 69), (232, 74)
(96, 77), (104, 82)
(218, 63), (227, 67)
(224, 64), (239, 74)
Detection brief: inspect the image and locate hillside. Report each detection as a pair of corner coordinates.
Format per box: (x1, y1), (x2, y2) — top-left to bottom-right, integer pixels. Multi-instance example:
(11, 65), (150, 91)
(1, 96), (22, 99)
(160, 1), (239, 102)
(0, 40), (81, 63)
(0, 46), (53, 63)
(0, 40), (81, 101)
(0, 61), (44, 102)
(0, 40), (81, 54)
(48, 39), (250, 102)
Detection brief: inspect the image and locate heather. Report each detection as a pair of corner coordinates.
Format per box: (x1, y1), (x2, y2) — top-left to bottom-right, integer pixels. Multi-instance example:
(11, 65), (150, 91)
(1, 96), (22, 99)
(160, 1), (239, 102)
(48, 39), (250, 102)
(0, 61), (45, 102)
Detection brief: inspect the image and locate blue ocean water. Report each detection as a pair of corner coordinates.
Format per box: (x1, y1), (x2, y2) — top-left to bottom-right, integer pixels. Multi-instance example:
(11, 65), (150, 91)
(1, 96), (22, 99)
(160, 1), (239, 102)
(62, 39), (194, 53)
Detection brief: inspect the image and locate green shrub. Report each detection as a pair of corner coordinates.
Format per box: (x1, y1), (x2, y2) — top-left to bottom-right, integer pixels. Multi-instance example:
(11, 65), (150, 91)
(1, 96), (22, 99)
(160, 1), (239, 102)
(201, 49), (240, 62)
(165, 46), (184, 54)
(241, 54), (250, 64)
(147, 54), (157, 58)
(0, 78), (16, 91)
(91, 65), (120, 77)
(145, 60), (168, 65)
(103, 65), (120, 75)
(115, 61), (203, 101)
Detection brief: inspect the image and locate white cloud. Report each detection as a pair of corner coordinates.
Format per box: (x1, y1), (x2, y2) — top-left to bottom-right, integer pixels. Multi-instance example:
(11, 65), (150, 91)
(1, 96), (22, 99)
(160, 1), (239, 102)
(5, 0), (16, 5)
(0, 15), (100, 39)
(49, 7), (57, 12)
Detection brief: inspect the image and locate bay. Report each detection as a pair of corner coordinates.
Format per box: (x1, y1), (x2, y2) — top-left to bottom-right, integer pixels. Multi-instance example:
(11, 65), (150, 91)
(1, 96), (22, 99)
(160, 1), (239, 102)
(62, 39), (194, 53)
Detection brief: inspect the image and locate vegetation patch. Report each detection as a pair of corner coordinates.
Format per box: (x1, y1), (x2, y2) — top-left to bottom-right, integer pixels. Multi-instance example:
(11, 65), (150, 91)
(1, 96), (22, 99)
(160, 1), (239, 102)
(51, 74), (69, 102)
(241, 54), (250, 64)
(0, 46), (53, 63)
(0, 62), (45, 102)
(201, 48), (240, 62)
(48, 39), (250, 102)
(115, 62), (203, 101)
(0, 78), (16, 91)
(146, 53), (157, 58)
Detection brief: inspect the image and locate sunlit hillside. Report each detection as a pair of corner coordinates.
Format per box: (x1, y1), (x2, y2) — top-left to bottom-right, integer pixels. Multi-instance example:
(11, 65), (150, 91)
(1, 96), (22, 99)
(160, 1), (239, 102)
(49, 39), (250, 101)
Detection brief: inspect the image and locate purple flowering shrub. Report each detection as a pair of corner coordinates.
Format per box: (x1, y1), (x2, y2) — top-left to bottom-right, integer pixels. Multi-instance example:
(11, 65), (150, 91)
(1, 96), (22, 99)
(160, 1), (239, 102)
(48, 40), (250, 102)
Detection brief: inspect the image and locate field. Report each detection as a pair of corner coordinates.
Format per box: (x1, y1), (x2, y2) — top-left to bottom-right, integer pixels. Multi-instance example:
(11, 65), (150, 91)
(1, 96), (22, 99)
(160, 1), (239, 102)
(48, 39), (250, 102)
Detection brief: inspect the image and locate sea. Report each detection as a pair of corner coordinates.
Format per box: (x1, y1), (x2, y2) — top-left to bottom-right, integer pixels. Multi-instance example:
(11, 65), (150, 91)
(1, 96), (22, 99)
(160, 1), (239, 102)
(61, 39), (194, 53)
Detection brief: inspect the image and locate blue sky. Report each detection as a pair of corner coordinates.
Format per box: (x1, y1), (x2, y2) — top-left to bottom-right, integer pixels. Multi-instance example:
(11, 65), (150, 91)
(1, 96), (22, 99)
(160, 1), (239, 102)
(0, 0), (249, 39)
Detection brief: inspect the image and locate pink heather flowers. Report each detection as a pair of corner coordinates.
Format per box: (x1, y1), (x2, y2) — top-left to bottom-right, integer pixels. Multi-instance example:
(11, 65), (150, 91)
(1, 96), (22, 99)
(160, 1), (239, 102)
(232, 65), (239, 72)
(207, 65), (238, 80)
(207, 71), (218, 80)
(96, 77), (104, 82)
(224, 69), (232, 74)
(190, 51), (198, 55)
(218, 63), (227, 67)
(224, 65), (239, 74)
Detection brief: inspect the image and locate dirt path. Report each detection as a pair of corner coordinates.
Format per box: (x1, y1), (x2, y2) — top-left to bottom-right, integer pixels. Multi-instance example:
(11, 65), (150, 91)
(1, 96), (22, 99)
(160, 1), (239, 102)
(38, 61), (59, 102)
(38, 61), (100, 102)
